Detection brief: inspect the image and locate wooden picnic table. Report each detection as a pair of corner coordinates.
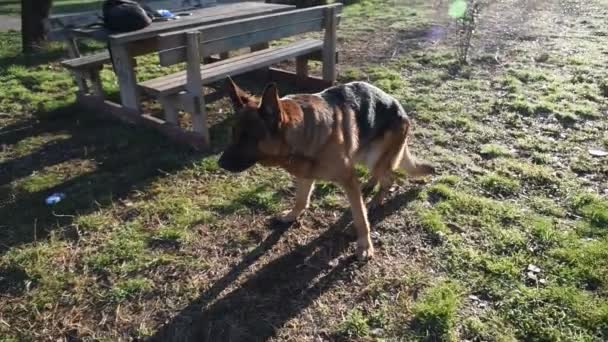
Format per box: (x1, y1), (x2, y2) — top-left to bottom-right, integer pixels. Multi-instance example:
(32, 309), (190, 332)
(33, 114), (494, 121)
(70, 1), (295, 112)
(56, 2), (341, 150)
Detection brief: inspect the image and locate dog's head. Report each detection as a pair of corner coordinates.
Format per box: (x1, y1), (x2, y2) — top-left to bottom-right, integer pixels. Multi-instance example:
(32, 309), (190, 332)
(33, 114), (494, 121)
(218, 78), (285, 172)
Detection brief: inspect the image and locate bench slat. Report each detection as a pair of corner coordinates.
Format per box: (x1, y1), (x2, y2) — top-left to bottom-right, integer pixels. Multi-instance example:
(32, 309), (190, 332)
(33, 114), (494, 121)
(61, 52), (111, 69)
(157, 3), (341, 66)
(140, 39), (323, 96)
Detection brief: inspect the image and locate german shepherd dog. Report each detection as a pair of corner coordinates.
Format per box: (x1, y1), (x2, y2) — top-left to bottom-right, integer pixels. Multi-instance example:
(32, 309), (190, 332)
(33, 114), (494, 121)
(219, 78), (434, 260)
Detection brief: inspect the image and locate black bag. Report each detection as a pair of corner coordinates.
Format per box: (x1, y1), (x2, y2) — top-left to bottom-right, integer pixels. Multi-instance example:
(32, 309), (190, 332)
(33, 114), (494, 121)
(102, 0), (153, 33)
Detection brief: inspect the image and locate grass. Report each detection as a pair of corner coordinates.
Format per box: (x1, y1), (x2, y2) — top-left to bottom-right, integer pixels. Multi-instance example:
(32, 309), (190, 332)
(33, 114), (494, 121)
(109, 277), (154, 303)
(0, 0), (168, 16)
(411, 281), (462, 341)
(1, 0), (608, 340)
(0, 0), (103, 15)
(479, 172), (521, 197)
(571, 193), (608, 230)
(479, 143), (513, 159)
(337, 309), (370, 338)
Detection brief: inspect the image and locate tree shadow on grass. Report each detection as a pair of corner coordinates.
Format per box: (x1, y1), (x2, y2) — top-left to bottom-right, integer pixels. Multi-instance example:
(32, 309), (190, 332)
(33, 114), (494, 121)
(0, 104), (230, 256)
(148, 188), (421, 341)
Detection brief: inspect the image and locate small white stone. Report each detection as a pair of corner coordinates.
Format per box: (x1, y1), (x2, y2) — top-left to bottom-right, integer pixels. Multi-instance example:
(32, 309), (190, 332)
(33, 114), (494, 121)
(370, 328), (385, 336)
(589, 149), (608, 157)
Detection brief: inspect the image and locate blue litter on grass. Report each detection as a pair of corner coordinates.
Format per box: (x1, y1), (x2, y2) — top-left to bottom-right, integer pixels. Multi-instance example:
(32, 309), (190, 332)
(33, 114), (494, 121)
(45, 193), (66, 205)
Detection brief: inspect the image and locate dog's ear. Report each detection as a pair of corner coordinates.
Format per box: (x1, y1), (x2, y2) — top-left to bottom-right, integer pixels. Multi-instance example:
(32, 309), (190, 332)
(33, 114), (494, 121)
(259, 83), (282, 129)
(226, 77), (253, 110)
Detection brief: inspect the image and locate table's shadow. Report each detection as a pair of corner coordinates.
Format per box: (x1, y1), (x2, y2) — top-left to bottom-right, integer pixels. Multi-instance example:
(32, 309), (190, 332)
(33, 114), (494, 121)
(0, 104), (230, 257)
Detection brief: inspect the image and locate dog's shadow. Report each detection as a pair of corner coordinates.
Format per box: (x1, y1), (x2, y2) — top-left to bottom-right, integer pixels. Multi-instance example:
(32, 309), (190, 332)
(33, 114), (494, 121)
(148, 188), (421, 341)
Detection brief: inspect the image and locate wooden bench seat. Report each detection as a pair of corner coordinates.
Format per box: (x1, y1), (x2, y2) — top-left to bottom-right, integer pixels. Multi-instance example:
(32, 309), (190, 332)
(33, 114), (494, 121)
(61, 51), (110, 70)
(61, 52), (111, 97)
(139, 39), (323, 96)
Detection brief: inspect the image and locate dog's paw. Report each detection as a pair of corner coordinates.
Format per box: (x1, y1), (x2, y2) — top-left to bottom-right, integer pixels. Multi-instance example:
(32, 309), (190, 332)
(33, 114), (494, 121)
(368, 191), (386, 209)
(275, 210), (299, 223)
(362, 180), (377, 198)
(355, 239), (375, 261)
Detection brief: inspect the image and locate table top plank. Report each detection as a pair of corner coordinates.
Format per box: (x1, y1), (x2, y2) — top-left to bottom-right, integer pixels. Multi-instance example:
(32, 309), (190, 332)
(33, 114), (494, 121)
(70, 2), (294, 44)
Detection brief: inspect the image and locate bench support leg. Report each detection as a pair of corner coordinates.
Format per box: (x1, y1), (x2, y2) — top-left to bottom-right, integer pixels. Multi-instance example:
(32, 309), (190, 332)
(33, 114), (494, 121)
(251, 42), (270, 80)
(322, 7), (338, 84)
(159, 95), (179, 125)
(64, 38), (89, 94)
(88, 68), (104, 98)
(190, 95), (208, 140)
(296, 55), (309, 86)
(186, 31), (209, 145)
(110, 42), (141, 113)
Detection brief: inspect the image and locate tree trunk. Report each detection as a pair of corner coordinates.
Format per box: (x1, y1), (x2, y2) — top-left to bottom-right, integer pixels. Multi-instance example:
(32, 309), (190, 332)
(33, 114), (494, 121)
(21, 0), (53, 53)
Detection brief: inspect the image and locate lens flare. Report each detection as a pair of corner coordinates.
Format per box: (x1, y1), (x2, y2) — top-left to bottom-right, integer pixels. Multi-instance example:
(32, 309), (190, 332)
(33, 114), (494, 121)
(448, 0), (468, 18)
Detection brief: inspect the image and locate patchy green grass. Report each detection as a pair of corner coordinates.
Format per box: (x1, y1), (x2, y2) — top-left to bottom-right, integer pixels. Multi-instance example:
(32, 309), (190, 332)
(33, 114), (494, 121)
(1, 0), (608, 340)
(0, 0), (167, 15)
(479, 172), (521, 197)
(460, 313), (518, 342)
(411, 280), (462, 341)
(571, 193), (608, 230)
(337, 308), (371, 339)
(480, 144), (513, 159)
(0, 0), (95, 15)
(109, 277), (154, 303)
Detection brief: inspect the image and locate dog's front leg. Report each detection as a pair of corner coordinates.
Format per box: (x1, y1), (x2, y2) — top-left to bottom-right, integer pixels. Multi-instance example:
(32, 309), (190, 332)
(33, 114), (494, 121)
(276, 178), (315, 223)
(341, 176), (374, 260)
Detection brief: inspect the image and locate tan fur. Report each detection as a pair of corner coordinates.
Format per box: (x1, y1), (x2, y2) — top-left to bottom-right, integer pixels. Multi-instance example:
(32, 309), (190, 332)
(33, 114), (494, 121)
(221, 79), (434, 260)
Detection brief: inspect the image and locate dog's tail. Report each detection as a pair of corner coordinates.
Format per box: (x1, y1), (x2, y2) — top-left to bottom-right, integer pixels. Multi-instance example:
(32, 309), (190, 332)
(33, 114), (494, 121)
(399, 119), (435, 177)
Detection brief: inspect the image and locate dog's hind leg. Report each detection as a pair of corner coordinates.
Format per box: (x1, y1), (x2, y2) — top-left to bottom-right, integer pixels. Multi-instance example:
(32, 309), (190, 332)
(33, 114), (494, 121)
(369, 174), (395, 209)
(276, 178), (315, 223)
(366, 122), (409, 207)
(341, 175), (374, 260)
